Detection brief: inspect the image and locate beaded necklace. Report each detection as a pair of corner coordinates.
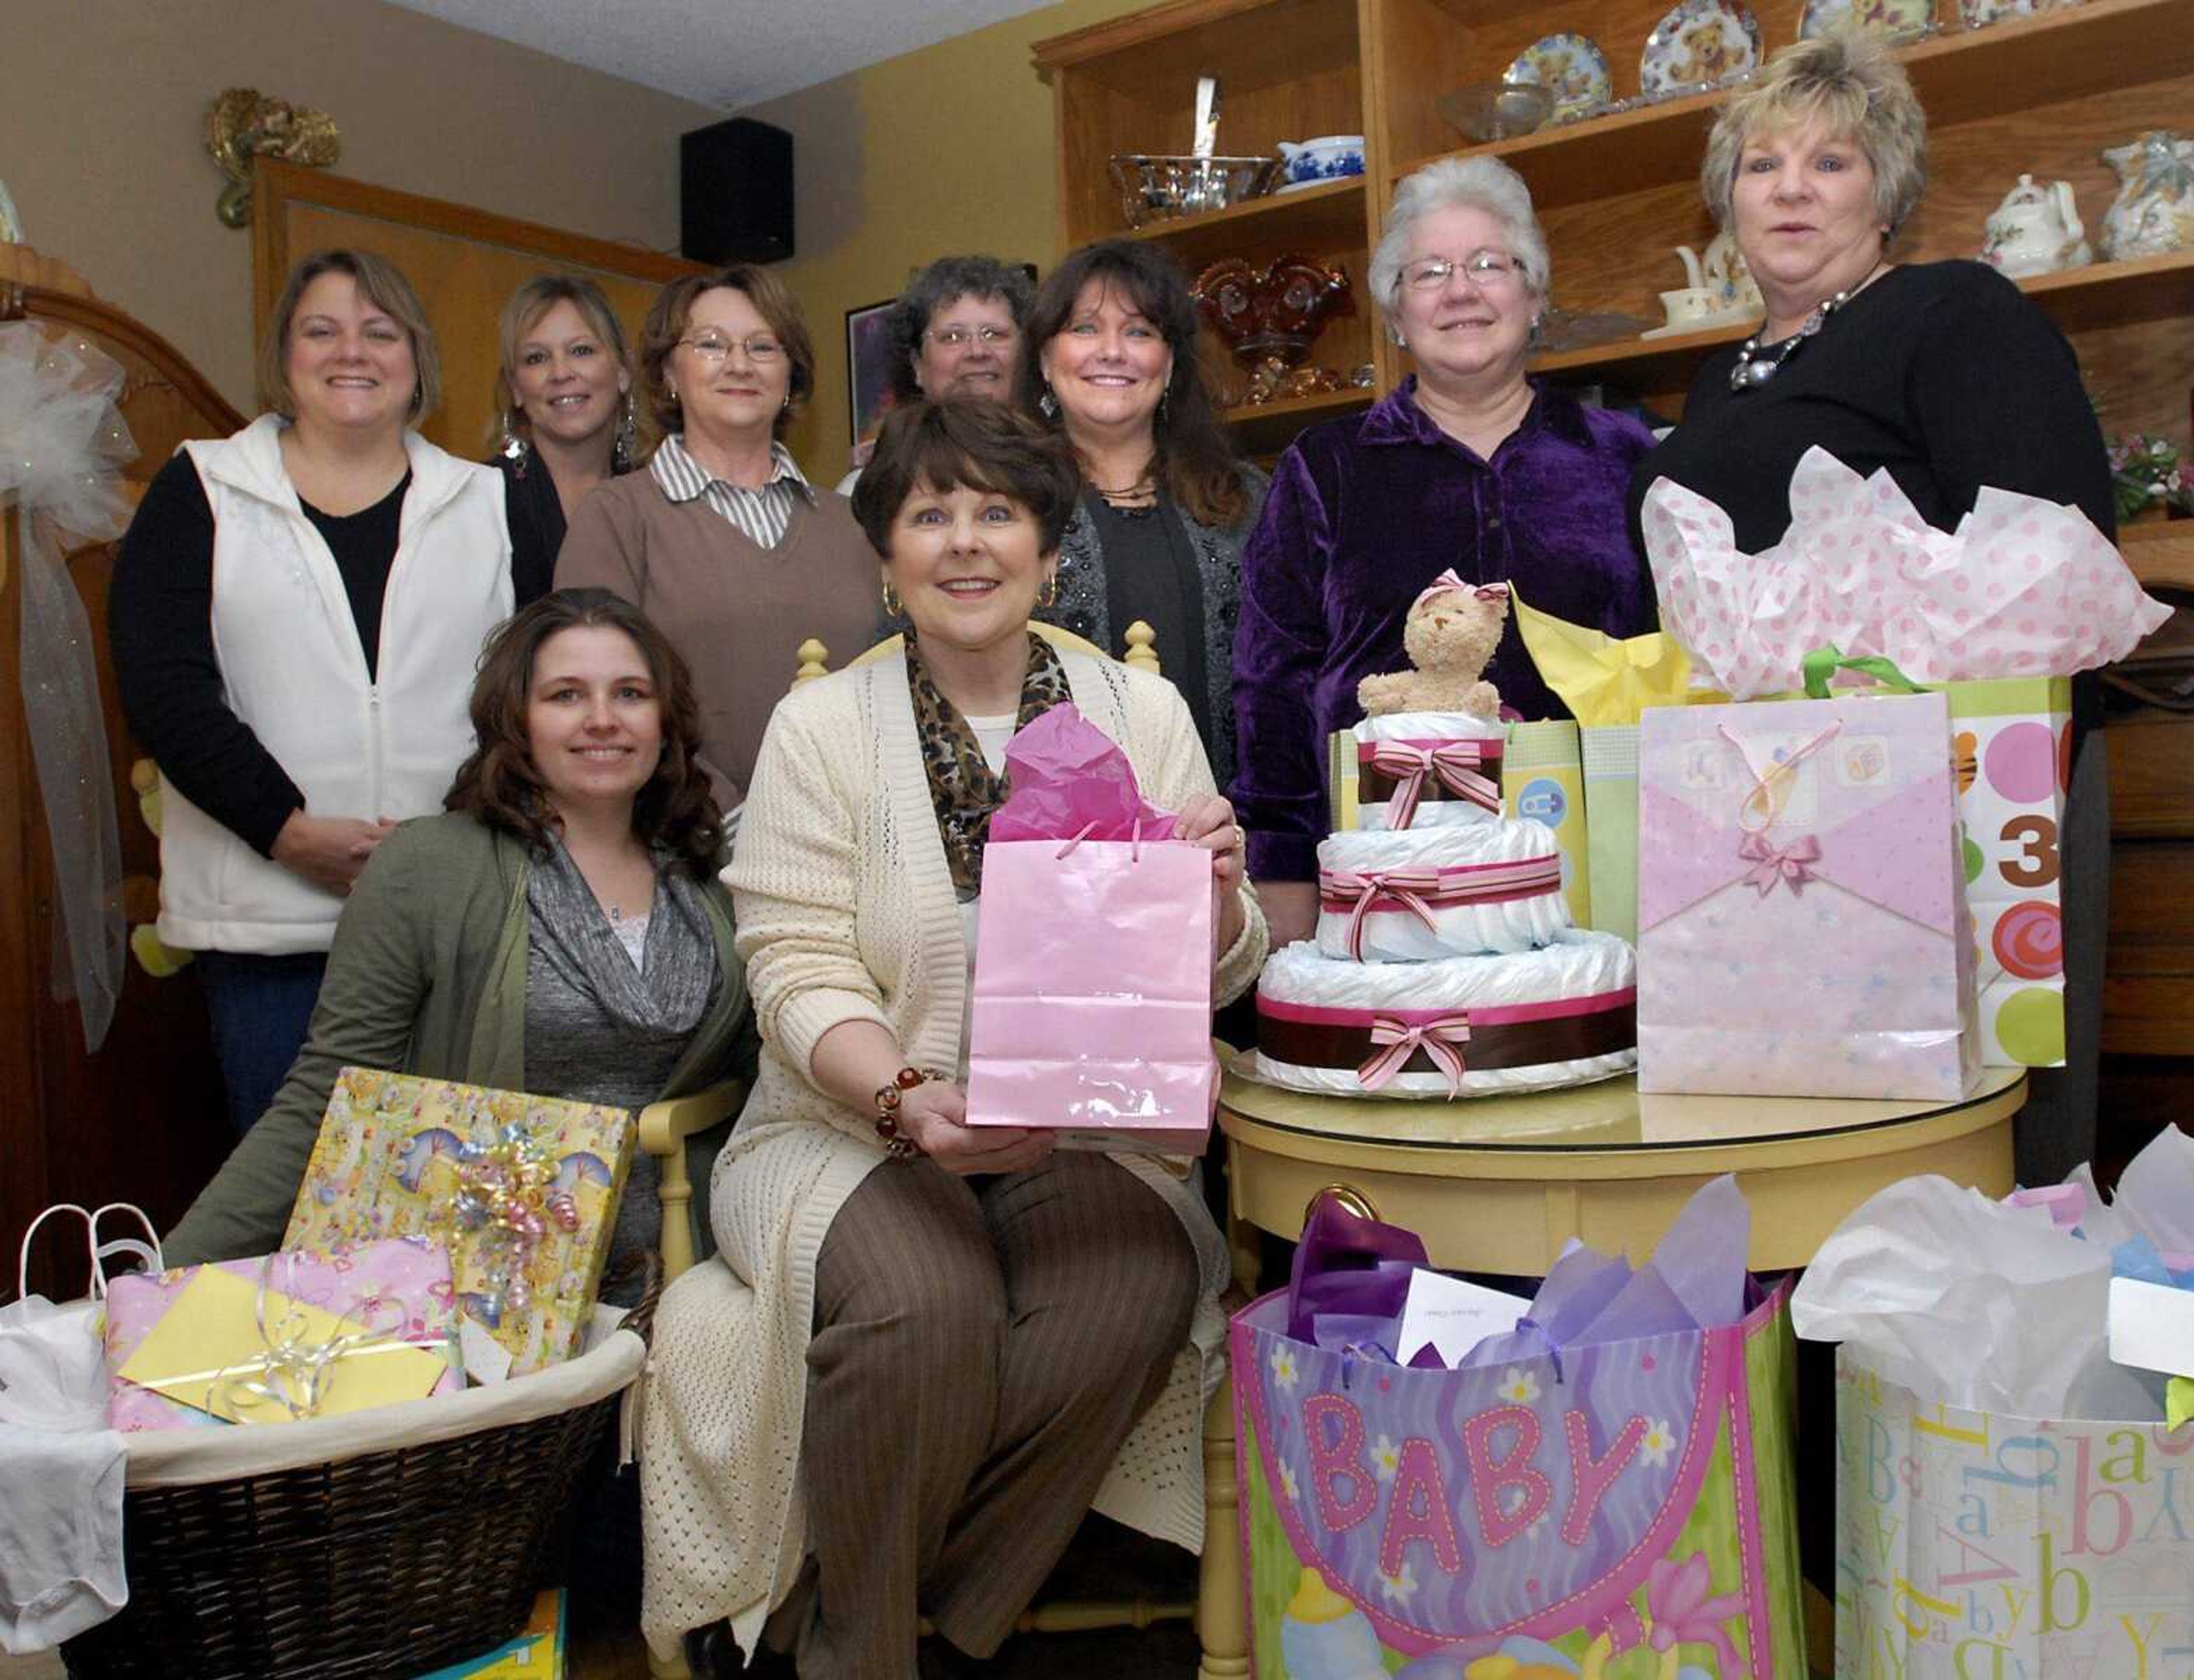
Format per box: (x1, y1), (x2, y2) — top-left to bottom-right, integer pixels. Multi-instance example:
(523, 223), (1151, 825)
(1728, 264), (1887, 393)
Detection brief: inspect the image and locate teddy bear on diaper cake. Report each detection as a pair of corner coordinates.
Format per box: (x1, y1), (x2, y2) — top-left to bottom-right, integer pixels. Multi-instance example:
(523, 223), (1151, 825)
(1250, 572), (1639, 1100)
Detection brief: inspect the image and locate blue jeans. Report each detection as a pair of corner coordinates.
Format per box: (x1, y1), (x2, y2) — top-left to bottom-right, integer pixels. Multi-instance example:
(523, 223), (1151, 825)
(194, 949), (329, 1136)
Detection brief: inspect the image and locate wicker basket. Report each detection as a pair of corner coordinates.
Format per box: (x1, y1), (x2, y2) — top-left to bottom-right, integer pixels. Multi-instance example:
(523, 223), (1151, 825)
(60, 1255), (659, 1680)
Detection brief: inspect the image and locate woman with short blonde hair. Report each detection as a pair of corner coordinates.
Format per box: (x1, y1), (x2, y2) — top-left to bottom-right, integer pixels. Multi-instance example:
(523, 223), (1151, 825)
(1636, 27), (2113, 1189)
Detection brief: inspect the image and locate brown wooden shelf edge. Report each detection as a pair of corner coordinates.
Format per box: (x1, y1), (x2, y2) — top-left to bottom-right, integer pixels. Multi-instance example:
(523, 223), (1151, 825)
(1223, 386), (1375, 450)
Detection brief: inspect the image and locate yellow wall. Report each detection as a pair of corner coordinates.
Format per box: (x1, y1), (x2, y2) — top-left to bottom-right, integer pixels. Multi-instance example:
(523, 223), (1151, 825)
(744, 0), (1150, 478)
(2, 0), (718, 408)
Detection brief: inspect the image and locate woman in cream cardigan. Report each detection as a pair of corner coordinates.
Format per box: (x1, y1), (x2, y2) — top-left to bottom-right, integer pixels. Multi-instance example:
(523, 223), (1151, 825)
(640, 399), (1267, 1675)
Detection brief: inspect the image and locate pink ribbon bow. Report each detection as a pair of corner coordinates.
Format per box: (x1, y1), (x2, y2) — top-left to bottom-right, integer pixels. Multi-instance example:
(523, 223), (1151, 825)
(1737, 832), (1821, 897)
(1366, 740), (1499, 828)
(1356, 1013), (1472, 1096)
(1644, 1552), (1749, 1677)
(1319, 867), (1442, 959)
(1410, 571), (1512, 614)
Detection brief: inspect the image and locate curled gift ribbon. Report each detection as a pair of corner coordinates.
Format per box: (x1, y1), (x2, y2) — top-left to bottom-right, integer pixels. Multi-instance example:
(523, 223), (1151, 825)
(1365, 740), (1500, 828)
(454, 1121), (581, 1321)
(1737, 832), (1821, 897)
(1411, 570), (1513, 614)
(160, 1253), (424, 1423)
(1355, 1012), (1472, 1097)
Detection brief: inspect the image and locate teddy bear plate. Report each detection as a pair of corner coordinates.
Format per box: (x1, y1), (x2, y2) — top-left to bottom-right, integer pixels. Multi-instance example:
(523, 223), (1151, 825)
(1639, 0), (1761, 101)
(1503, 35), (1614, 127)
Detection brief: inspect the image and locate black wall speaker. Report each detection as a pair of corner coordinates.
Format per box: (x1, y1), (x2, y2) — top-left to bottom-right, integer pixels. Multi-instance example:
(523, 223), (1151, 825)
(680, 117), (795, 265)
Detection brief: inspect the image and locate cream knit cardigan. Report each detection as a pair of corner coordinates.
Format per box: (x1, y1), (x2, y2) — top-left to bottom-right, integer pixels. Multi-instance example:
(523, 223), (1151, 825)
(639, 648), (1268, 1659)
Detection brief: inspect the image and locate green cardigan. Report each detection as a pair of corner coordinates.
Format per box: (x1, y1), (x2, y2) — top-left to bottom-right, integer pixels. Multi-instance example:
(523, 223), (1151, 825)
(165, 812), (751, 1267)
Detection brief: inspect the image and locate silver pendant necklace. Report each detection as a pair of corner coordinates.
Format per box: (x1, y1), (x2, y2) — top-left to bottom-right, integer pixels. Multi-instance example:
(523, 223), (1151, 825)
(1728, 267), (1883, 392)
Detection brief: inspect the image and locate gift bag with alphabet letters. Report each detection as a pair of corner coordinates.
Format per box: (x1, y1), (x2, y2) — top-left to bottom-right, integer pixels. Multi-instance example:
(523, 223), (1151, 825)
(1833, 1349), (2194, 1679)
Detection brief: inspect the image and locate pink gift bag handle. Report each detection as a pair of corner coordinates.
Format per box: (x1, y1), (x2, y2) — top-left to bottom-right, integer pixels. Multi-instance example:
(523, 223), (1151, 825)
(1054, 817), (1145, 863)
(17, 1202), (163, 1302)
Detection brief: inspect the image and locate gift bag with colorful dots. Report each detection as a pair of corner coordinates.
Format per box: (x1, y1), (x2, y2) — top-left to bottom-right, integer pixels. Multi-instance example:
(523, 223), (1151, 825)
(1945, 677), (2072, 1068)
(1230, 1282), (1804, 1678)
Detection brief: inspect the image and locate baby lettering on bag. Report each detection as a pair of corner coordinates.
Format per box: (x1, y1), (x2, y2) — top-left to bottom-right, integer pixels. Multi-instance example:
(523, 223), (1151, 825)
(1299, 1389), (1652, 1585)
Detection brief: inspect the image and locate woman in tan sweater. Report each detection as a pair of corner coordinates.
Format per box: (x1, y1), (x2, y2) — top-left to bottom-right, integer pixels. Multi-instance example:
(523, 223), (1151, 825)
(555, 264), (877, 813)
(639, 400), (1267, 1675)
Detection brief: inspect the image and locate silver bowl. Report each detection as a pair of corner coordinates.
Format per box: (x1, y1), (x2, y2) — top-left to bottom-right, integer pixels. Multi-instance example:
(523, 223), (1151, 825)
(1107, 155), (1283, 227)
(1435, 81), (1555, 142)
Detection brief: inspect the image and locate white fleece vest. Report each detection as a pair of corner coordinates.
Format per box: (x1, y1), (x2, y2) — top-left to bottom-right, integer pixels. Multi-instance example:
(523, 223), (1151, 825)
(155, 415), (514, 955)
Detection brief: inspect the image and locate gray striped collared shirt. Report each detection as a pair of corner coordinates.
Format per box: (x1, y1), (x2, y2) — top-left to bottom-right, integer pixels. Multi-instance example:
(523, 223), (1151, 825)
(650, 432), (814, 551)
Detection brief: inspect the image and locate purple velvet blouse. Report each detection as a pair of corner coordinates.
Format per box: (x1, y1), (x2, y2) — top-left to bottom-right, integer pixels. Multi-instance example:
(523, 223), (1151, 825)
(1231, 378), (1657, 881)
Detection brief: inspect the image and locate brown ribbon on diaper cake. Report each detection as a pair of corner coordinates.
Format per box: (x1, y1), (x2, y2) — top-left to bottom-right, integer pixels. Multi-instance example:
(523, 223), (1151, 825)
(1256, 989), (1638, 1090)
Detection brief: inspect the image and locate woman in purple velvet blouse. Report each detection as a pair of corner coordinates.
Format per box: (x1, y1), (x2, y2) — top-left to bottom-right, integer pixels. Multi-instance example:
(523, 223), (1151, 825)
(1230, 157), (1657, 944)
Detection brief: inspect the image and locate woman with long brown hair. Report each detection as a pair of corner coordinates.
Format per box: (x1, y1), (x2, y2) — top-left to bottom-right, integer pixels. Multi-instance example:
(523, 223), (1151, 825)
(1014, 238), (1266, 789)
(166, 587), (749, 1273)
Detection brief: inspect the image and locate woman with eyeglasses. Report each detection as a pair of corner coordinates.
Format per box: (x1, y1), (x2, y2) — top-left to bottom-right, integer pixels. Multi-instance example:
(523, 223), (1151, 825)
(837, 254), (1034, 491)
(557, 264), (876, 813)
(1230, 157), (1656, 947)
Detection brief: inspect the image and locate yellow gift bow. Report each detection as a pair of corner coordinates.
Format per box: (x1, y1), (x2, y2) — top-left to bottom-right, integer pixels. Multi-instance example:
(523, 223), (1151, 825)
(1508, 588), (1719, 724)
(2169, 1376), (2193, 1432)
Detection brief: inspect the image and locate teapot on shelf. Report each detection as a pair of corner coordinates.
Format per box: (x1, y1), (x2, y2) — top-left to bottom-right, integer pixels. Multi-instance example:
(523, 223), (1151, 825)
(2100, 130), (2194, 261)
(1980, 174), (2092, 278)
(1673, 232), (1763, 313)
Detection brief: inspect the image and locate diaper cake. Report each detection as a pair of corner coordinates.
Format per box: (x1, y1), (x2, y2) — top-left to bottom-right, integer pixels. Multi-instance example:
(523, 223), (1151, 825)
(1252, 575), (1639, 1100)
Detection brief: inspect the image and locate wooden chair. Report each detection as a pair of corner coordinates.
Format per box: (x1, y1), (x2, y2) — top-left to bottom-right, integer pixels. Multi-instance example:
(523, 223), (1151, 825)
(638, 619), (1251, 1680)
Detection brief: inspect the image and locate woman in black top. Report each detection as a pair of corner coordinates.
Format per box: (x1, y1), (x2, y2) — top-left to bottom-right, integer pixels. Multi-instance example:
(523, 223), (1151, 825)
(1014, 239), (1266, 790)
(1634, 31), (2114, 1194)
(491, 274), (639, 598)
(110, 248), (525, 1136)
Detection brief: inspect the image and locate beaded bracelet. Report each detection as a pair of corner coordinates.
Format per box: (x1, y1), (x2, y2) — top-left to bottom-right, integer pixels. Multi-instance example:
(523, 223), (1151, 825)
(873, 1065), (939, 1160)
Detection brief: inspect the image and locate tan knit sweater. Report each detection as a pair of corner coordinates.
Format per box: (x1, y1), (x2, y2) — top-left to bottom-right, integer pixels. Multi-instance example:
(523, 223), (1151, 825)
(638, 648), (1267, 1659)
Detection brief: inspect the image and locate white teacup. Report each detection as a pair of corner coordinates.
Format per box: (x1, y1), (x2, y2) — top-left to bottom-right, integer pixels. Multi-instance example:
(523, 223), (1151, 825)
(1659, 286), (1722, 328)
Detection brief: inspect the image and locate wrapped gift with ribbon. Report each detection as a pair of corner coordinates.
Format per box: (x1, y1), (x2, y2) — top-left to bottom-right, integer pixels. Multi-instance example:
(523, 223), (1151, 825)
(1510, 587), (1706, 944)
(103, 1236), (460, 1430)
(285, 1069), (633, 1375)
(1636, 679), (1980, 1099)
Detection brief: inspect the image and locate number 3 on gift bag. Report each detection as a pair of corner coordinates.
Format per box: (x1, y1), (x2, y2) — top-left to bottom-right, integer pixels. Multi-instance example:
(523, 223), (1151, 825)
(1999, 815), (2060, 888)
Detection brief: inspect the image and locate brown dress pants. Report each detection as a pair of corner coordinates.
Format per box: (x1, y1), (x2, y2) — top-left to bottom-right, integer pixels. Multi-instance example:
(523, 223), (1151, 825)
(790, 1151), (1201, 1679)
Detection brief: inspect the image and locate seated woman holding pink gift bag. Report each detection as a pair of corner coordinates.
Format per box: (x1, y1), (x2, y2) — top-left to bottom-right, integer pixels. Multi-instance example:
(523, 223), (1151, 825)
(638, 398), (1267, 1677)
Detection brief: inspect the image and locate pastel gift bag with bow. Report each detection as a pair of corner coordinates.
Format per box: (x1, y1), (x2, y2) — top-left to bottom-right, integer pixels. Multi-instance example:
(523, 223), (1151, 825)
(1230, 1177), (1805, 1678)
(964, 704), (1216, 1154)
(1635, 683), (1980, 1099)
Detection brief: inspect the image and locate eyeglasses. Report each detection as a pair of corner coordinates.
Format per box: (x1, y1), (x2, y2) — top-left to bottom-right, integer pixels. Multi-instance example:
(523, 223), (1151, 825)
(679, 332), (784, 363)
(1402, 252), (1528, 291)
(925, 325), (1018, 349)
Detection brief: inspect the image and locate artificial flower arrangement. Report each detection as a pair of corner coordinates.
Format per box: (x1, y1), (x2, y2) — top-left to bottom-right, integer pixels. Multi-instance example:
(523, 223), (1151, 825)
(2108, 431), (2194, 523)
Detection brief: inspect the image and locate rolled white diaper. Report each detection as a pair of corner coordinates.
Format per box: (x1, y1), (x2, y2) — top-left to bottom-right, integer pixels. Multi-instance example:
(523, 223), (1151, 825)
(1316, 821), (1570, 962)
(1253, 929), (1637, 1099)
(1350, 711), (1506, 831)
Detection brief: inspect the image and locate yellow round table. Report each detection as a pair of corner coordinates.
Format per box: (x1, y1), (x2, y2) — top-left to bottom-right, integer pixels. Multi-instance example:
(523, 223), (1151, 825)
(1217, 1057), (2027, 1278)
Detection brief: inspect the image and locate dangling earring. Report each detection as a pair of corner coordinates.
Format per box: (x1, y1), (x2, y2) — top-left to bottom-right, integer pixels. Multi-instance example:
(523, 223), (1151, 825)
(882, 579), (903, 619)
(1036, 571), (1060, 610)
(611, 392), (637, 474)
(1039, 384), (1059, 419)
(497, 408), (528, 476)
(1158, 385), (1171, 424)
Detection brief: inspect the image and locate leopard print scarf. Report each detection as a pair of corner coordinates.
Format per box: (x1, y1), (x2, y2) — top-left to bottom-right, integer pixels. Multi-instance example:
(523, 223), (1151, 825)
(906, 630), (1072, 900)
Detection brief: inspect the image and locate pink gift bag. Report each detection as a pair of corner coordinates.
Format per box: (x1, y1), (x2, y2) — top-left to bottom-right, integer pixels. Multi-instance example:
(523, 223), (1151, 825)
(966, 704), (1216, 1154)
(1635, 690), (1980, 1099)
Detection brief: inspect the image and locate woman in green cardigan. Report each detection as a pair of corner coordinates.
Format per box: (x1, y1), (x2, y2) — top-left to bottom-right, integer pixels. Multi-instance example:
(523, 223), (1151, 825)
(165, 587), (751, 1270)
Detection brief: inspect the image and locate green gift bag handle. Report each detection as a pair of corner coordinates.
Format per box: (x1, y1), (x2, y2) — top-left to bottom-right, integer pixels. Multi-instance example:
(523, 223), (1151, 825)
(1800, 645), (1926, 699)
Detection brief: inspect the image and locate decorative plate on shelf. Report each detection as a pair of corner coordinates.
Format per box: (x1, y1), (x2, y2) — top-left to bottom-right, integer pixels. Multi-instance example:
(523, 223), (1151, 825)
(1639, 0), (1762, 100)
(1504, 34), (1615, 127)
(1799, 0), (1934, 41)
(1959, 0), (2070, 26)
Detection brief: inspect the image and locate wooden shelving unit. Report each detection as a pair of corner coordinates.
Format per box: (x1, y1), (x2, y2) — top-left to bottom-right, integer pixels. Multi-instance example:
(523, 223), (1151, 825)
(1034, 0), (2194, 445)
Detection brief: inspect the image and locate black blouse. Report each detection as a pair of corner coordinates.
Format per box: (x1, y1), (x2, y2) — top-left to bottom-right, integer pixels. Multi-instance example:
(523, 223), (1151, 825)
(1631, 260), (2115, 554)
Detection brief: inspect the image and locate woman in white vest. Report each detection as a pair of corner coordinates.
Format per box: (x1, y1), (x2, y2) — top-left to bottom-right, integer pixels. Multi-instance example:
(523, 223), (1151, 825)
(110, 248), (517, 1134)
